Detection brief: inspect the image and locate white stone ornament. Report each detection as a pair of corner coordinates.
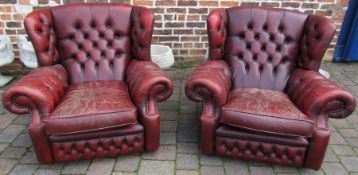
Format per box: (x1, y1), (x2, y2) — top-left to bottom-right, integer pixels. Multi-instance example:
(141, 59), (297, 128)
(151, 44), (175, 69)
(319, 69), (330, 79)
(0, 35), (15, 87)
(17, 35), (38, 68)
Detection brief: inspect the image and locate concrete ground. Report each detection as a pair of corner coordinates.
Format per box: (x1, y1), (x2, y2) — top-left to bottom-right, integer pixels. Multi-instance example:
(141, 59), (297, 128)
(0, 62), (357, 175)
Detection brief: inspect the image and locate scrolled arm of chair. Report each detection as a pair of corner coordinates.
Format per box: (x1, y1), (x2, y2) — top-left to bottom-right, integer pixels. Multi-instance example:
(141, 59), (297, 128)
(185, 60), (231, 154)
(185, 60), (231, 107)
(126, 60), (173, 115)
(3, 65), (68, 120)
(287, 69), (356, 119)
(126, 60), (173, 151)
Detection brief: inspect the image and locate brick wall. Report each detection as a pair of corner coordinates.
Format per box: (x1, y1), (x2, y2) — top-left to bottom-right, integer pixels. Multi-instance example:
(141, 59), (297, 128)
(0, 0), (349, 71)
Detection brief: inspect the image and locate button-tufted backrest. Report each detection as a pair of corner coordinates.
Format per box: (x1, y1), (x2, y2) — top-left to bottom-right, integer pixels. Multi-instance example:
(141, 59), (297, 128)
(207, 7), (335, 91)
(24, 3), (154, 84)
(225, 7), (308, 91)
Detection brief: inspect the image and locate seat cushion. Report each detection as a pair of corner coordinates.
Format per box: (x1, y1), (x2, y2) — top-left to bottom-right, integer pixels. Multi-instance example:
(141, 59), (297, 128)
(44, 80), (137, 135)
(220, 88), (314, 137)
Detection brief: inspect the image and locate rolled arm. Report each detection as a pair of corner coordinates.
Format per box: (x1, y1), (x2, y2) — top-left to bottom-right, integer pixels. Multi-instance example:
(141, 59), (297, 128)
(126, 60), (173, 114)
(287, 69), (356, 119)
(3, 65), (68, 118)
(126, 60), (173, 151)
(185, 60), (231, 154)
(185, 60), (232, 107)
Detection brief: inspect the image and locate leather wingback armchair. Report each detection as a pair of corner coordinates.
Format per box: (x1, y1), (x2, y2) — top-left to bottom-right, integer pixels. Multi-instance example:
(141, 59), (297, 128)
(185, 6), (356, 170)
(3, 3), (173, 164)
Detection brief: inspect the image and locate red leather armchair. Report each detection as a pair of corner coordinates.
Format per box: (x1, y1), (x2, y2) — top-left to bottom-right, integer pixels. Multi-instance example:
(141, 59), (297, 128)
(185, 7), (356, 170)
(3, 3), (173, 164)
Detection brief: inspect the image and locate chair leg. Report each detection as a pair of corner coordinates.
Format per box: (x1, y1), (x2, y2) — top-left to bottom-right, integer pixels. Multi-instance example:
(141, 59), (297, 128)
(303, 128), (330, 170)
(28, 123), (53, 164)
(199, 115), (218, 154)
(141, 113), (160, 152)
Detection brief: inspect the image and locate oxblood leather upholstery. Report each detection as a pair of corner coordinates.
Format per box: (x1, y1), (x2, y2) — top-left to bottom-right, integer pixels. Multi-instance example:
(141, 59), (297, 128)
(3, 3), (173, 164)
(51, 124), (144, 162)
(126, 60), (173, 151)
(221, 88), (314, 137)
(287, 69), (356, 123)
(216, 126), (308, 167)
(185, 60), (231, 154)
(3, 65), (68, 117)
(185, 6), (356, 170)
(45, 81), (137, 135)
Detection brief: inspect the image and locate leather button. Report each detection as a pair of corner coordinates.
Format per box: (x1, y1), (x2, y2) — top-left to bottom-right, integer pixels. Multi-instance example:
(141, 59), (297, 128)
(74, 21), (81, 29)
(254, 33), (260, 40)
(248, 22), (253, 29)
(278, 24), (284, 32)
(261, 44), (266, 51)
(90, 21), (96, 28)
(246, 43), (251, 50)
(263, 23), (268, 31)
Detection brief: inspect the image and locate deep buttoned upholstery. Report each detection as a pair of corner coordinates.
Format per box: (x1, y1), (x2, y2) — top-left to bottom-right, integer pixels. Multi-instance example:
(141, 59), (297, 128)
(3, 3), (173, 164)
(185, 6), (356, 170)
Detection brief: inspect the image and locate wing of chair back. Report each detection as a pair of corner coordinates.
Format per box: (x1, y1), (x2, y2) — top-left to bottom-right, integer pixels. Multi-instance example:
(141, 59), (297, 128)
(298, 15), (336, 71)
(207, 9), (228, 60)
(23, 8), (60, 66)
(127, 6), (174, 151)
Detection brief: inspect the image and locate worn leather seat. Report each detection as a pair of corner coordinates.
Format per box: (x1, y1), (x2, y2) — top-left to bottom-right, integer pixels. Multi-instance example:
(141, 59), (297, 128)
(45, 81), (137, 135)
(2, 3), (173, 164)
(221, 88), (314, 137)
(185, 6), (356, 170)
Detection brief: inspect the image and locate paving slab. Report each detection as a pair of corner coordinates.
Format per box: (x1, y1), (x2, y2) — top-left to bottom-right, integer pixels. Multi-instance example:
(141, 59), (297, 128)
(61, 160), (91, 174)
(322, 162), (349, 175)
(138, 160), (174, 175)
(88, 158), (115, 175)
(114, 155), (140, 172)
(143, 145), (176, 160)
(0, 158), (17, 174)
(9, 164), (38, 175)
(0, 114), (16, 129)
(200, 166), (225, 175)
(176, 153), (199, 170)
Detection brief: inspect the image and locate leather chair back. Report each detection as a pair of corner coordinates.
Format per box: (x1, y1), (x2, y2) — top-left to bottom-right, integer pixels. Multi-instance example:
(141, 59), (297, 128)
(207, 7), (335, 91)
(24, 3), (153, 83)
(226, 7), (307, 91)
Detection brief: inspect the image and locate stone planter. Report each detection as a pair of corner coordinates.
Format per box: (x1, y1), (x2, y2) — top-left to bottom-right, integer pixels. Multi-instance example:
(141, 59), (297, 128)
(319, 69), (330, 79)
(151, 44), (175, 69)
(0, 35), (14, 87)
(17, 35), (38, 68)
